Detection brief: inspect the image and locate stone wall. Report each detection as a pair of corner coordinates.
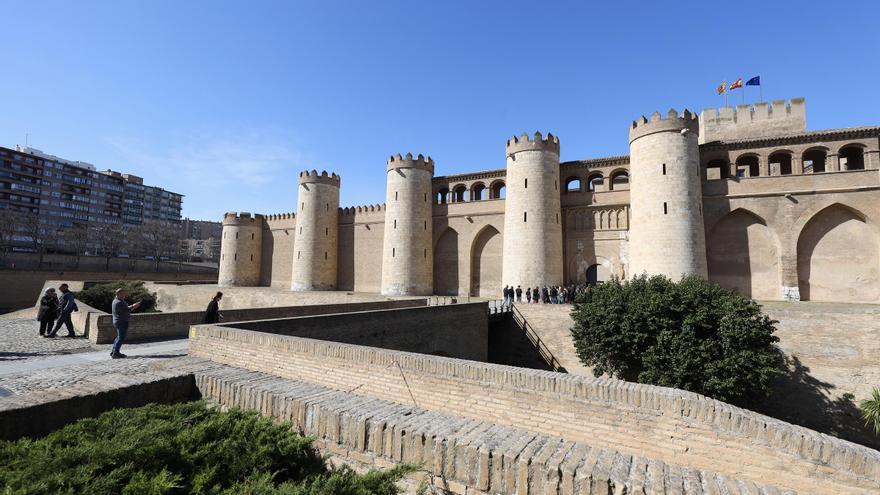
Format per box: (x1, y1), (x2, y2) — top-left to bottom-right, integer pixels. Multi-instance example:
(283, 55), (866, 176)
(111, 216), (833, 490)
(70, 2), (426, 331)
(261, 213), (296, 288)
(90, 299), (428, 344)
(220, 302), (488, 362)
(189, 325), (880, 494)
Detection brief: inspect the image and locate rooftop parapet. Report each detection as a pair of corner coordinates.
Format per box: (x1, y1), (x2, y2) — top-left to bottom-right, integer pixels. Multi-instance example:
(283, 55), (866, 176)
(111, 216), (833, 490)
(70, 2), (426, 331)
(298, 169), (341, 187)
(222, 211), (265, 226)
(699, 98), (806, 143)
(265, 212), (296, 221)
(505, 132), (560, 157)
(628, 109), (699, 143)
(338, 203), (387, 216)
(386, 153), (434, 173)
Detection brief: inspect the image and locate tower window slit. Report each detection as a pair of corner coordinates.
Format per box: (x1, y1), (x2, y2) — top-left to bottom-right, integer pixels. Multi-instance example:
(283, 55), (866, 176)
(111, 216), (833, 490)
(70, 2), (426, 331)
(524, 178), (528, 189)
(556, 213), (559, 224)
(662, 164), (666, 175)
(423, 248), (427, 258)
(395, 191), (398, 200)
(326, 203), (329, 211)
(394, 219), (397, 229)
(324, 252), (327, 260)
(235, 232), (239, 239)
(424, 193), (427, 202)
(251, 233), (254, 240)
(392, 248), (395, 258)
(325, 227), (328, 236)
(663, 202), (668, 215)
(234, 253), (237, 261)
(301, 202), (304, 210)
(523, 211), (527, 222)
(423, 220), (426, 230)
(250, 254), (253, 261)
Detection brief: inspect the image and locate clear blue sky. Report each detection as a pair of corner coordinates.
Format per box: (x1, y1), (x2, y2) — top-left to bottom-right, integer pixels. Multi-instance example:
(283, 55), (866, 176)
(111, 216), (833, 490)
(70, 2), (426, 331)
(2, 1), (877, 221)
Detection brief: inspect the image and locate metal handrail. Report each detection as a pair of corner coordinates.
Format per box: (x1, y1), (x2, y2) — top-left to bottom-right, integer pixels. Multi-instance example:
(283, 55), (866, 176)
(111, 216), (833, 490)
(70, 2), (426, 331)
(509, 304), (564, 372)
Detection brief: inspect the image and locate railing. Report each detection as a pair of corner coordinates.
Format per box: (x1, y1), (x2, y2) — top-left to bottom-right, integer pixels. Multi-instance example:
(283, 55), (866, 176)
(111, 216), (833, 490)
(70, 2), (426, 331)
(487, 299), (510, 315)
(509, 304), (565, 373)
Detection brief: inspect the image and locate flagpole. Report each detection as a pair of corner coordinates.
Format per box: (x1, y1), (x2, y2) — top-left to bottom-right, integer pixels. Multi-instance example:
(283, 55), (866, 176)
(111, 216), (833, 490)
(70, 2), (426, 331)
(741, 77), (744, 105)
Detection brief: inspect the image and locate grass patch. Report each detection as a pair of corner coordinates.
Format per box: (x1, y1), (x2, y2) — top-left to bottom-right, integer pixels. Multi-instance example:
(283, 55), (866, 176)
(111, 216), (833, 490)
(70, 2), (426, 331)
(0, 401), (412, 494)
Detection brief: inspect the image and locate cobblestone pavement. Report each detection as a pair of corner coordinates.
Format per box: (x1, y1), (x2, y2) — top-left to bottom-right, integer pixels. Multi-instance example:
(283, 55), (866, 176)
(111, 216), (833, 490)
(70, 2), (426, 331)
(0, 318), (188, 399)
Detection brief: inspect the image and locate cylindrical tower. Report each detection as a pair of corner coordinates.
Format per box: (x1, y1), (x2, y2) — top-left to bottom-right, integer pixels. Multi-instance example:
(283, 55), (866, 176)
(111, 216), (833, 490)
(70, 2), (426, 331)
(218, 212), (264, 287)
(381, 153), (434, 296)
(501, 132), (564, 289)
(291, 170), (341, 291)
(628, 109), (707, 279)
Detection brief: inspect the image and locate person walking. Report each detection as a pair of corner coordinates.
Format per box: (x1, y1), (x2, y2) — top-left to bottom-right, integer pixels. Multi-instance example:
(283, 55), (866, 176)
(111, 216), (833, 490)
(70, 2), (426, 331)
(525, 287), (532, 303)
(48, 283), (78, 338)
(515, 285), (522, 303)
(202, 291), (224, 324)
(534, 287), (540, 303)
(111, 288), (141, 359)
(37, 288), (59, 337)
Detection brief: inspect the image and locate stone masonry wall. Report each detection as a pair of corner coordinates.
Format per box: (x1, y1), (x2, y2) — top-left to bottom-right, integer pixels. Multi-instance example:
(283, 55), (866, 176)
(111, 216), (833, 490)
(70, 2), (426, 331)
(221, 302), (488, 362)
(188, 326), (880, 494)
(90, 299), (427, 344)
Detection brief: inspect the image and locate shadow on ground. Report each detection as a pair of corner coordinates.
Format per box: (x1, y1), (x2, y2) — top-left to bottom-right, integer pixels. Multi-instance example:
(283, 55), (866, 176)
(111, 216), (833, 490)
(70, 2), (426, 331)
(757, 355), (879, 451)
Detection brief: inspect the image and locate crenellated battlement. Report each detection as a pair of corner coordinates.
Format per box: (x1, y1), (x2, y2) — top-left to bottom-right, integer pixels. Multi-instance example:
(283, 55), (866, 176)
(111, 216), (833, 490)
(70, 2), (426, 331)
(628, 109), (699, 143)
(264, 212), (296, 221)
(298, 169), (341, 186)
(699, 97), (806, 143)
(386, 153), (434, 174)
(339, 203), (387, 216)
(222, 211), (265, 226)
(505, 132), (560, 157)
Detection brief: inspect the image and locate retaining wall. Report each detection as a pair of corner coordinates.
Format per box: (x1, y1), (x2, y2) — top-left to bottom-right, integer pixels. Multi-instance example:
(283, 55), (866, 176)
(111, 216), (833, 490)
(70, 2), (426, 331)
(188, 324), (880, 494)
(221, 302), (488, 362)
(90, 299), (428, 344)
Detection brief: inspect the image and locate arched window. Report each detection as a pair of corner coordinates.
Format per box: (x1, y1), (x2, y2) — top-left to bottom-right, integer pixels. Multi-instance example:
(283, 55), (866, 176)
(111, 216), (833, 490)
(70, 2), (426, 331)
(436, 188), (449, 204)
(768, 151), (793, 175)
(587, 173), (603, 192)
(802, 149), (827, 174)
(610, 171), (630, 190)
(735, 155), (760, 178)
(490, 181), (506, 199)
(705, 159), (729, 180)
(565, 177), (582, 193)
(471, 183), (486, 201)
(452, 185), (467, 202)
(840, 145), (865, 170)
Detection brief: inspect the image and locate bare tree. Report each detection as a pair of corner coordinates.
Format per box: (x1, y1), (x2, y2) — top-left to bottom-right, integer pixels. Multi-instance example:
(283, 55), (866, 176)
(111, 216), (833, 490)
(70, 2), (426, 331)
(93, 222), (128, 271)
(140, 220), (181, 271)
(0, 209), (18, 266)
(61, 223), (92, 268)
(18, 213), (47, 269)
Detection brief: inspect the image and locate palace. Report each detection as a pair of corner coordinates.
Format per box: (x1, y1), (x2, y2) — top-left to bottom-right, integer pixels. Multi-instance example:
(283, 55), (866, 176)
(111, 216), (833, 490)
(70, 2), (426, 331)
(218, 98), (880, 303)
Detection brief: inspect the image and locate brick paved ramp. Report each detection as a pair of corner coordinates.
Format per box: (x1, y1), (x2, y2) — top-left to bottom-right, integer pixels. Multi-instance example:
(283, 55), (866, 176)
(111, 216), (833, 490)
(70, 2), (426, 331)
(512, 303), (592, 375)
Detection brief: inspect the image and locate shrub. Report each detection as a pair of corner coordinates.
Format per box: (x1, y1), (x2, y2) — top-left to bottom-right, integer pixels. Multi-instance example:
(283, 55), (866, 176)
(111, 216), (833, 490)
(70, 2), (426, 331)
(0, 401), (411, 495)
(860, 388), (880, 434)
(570, 274), (784, 406)
(77, 280), (157, 313)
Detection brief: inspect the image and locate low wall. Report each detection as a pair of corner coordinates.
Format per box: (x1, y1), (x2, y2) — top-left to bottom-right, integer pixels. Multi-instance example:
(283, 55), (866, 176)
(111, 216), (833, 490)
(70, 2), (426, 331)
(188, 324), (880, 495)
(90, 299), (429, 344)
(225, 302), (488, 362)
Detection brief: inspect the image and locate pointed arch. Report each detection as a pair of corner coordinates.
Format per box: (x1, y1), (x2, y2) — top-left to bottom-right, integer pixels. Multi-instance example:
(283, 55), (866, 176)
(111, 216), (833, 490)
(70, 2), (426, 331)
(707, 208), (781, 299)
(470, 224), (502, 297)
(796, 203), (879, 302)
(433, 227), (460, 295)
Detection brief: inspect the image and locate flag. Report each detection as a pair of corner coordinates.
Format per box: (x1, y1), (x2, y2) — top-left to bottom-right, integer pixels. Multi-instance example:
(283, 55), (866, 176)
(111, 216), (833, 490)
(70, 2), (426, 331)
(746, 76), (761, 86)
(716, 81), (726, 95)
(729, 78), (743, 90)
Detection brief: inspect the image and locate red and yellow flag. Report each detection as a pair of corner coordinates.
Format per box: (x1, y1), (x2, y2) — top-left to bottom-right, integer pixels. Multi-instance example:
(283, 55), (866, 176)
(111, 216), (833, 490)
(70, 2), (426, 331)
(729, 78), (743, 90)
(716, 81), (727, 95)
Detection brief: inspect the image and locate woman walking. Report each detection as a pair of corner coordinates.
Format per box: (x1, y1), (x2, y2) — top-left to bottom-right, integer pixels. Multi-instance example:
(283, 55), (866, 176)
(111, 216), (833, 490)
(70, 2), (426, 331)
(37, 288), (59, 337)
(202, 292), (224, 324)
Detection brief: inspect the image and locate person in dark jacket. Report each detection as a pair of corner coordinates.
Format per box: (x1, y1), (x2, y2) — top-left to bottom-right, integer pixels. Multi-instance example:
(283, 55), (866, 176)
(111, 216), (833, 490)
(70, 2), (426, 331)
(203, 292), (224, 324)
(37, 288), (59, 337)
(48, 283), (78, 338)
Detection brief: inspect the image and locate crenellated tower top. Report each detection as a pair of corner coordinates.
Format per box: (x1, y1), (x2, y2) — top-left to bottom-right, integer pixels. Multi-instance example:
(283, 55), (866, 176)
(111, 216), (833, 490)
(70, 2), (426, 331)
(222, 212), (265, 226)
(298, 169), (341, 187)
(505, 132), (560, 157)
(386, 153), (434, 173)
(629, 109), (699, 143)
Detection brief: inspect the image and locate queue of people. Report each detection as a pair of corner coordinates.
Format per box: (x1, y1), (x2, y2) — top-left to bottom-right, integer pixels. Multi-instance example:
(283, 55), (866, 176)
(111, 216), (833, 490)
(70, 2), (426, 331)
(501, 284), (587, 306)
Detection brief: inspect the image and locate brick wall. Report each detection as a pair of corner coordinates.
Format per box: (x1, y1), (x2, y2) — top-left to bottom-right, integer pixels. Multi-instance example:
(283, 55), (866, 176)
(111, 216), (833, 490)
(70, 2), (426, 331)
(189, 324), (880, 494)
(224, 302), (488, 362)
(90, 299), (428, 344)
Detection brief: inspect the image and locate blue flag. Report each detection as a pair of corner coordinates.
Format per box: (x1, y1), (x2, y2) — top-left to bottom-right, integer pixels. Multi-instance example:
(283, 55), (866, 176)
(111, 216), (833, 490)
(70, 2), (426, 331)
(746, 76), (761, 86)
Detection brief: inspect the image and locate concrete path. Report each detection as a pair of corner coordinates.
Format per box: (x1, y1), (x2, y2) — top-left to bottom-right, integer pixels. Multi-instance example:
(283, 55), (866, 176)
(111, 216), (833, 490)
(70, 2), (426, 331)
(0, 338), (188, 377)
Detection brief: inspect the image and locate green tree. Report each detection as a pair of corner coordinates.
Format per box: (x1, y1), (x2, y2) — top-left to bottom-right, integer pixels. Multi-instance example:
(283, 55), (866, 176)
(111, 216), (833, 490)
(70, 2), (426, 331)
(570, 274), (784, 406)
(860, 388), (880, 434)
(77, 280), (157, 313)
